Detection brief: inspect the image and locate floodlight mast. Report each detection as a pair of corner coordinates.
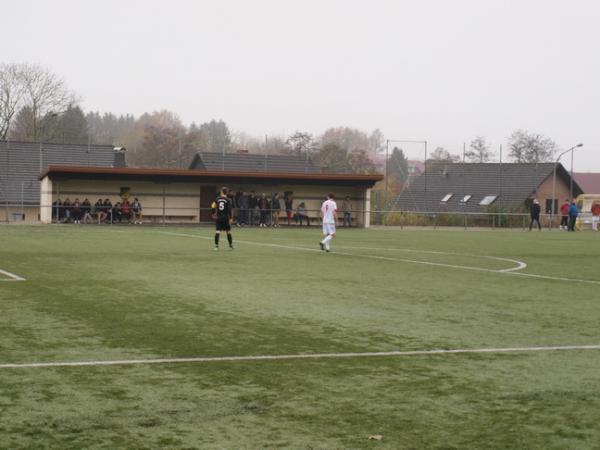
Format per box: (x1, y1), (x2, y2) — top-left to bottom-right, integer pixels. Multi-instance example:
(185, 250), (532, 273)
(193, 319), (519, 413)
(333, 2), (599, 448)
(551, 143), (583, 228)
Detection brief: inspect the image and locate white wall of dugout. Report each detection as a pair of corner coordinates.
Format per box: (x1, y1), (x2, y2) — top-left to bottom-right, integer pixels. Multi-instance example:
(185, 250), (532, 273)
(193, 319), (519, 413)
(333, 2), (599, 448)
(40, 176), (372, 227)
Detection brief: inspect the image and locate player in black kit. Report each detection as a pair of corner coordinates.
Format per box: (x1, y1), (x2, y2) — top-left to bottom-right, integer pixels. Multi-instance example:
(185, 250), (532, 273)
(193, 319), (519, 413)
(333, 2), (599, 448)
(211, 187), (234, 251)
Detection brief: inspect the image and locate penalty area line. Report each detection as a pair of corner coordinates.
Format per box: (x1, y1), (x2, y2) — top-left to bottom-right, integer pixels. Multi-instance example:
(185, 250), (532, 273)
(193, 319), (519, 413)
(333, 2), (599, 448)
(2, 344), (600, 369)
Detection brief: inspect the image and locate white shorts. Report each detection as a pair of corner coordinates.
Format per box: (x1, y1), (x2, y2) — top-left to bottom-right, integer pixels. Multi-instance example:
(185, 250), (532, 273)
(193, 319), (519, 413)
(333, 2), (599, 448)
(322, 223), (336, 235)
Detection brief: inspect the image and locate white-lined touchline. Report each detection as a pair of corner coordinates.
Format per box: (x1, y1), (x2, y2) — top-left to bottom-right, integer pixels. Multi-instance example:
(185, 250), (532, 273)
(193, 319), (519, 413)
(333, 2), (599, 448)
(2, 344), (600, 369)
(0, 268), (26, 281)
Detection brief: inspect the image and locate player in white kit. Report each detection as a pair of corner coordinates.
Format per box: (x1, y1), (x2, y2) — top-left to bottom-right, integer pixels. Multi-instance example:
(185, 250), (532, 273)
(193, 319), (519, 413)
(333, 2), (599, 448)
(319, 193), (337, 252)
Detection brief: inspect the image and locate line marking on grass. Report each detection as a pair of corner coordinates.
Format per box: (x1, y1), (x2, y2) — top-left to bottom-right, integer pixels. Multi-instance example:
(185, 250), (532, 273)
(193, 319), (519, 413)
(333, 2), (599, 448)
(158, 231), (600, 285)
(2, 344), (600, 369)
(0, 269), (26, 281)
(159, 231), (525, 274)
(335, 245), (528, 273)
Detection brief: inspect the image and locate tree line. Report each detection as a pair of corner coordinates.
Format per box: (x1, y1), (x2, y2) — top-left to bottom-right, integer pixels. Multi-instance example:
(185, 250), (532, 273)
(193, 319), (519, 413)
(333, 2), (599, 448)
(1, 63), (559, 171)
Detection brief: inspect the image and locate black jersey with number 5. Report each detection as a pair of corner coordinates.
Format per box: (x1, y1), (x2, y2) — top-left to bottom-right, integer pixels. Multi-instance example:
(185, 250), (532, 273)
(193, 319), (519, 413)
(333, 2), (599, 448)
(211, 196), (232, 221)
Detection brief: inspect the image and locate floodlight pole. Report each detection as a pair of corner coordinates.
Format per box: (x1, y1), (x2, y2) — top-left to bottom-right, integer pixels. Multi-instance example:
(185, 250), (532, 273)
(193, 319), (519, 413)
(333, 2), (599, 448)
(551, 143), (583, 229)
(385, 139), (389, 208)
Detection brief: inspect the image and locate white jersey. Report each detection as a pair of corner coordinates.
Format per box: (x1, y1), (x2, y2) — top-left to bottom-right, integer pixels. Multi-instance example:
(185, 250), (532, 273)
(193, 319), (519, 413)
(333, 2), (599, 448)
(321, 199), (337, 224)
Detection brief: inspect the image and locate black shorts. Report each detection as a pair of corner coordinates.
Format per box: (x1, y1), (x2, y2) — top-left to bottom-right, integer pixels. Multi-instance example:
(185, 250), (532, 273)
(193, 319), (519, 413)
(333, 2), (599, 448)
(216, 220), (231, 231)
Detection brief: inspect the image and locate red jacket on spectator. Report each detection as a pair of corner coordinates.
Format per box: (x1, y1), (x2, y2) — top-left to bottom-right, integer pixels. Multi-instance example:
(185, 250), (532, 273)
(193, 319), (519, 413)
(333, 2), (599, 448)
(560, 202), (569, 216)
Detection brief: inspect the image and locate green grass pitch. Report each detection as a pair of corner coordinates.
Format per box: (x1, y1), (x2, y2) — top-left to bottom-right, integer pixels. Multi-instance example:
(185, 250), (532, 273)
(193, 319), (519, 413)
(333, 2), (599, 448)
(1, 225), (600, 449)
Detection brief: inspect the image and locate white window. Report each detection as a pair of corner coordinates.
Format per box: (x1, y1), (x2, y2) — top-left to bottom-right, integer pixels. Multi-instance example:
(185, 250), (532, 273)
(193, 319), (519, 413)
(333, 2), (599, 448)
(440, 193), (453, 203)
(479, 195), (498, 206)
(460, 195), (472, 204)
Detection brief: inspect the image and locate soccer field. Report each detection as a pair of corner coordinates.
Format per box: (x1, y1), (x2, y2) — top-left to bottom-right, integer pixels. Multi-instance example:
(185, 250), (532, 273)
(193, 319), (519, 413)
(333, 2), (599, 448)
(1, 225), (600, 449)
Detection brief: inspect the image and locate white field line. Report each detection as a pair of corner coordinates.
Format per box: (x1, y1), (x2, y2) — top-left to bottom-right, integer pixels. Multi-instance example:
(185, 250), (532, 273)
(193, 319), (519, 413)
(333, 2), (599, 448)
(159, 231), (525, 274)
(335, 246), (527, 273)
(160, 231), (600, 285)
(0, 269), (26, 281)
(2, 344), (600, 369)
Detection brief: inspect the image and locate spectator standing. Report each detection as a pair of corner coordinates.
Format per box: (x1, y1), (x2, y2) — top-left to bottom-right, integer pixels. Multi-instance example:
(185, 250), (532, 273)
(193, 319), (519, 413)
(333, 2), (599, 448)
(341, 195), (352, 227)
(258, 193), (269, 227)
(237, 192), (249, 227)
(271, 193), (281, 227)
(234, 191), (242, 220)
(62, 198), (72, 223)
(103, 198), (113, 223)
(568, 200), (579, 232)
(284, 192), (294, 225)
(248, 191), (257, 226)
(560, 199), (570, 230)
(132, 198), (143, 224)
(319, 193), (338, 252)
(591, 202), (600, 231)
(529, 199), (541, 231)
(71, 198), (82, 224)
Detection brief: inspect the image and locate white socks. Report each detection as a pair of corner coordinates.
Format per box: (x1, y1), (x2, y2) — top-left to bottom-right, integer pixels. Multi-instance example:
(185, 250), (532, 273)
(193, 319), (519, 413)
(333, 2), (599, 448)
(321, 234), (333, 250)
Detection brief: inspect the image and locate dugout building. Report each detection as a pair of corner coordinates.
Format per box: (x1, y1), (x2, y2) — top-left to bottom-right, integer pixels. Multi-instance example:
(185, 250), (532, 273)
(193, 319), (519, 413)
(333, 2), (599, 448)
(37, 150), (382, 226)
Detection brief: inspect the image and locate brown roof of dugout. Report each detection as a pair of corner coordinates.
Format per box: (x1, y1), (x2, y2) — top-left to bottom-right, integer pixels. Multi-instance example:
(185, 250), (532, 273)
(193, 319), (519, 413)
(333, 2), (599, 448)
(40, 165), (383, 187)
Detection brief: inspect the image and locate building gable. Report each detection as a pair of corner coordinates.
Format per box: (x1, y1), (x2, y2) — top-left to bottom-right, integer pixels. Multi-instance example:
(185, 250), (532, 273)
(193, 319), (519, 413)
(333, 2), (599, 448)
(393, 162), (582, 212)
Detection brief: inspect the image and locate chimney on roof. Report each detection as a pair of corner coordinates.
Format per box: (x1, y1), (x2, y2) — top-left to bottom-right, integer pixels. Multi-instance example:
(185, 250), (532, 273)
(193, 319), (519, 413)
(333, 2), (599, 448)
(113, 146), (127, 168)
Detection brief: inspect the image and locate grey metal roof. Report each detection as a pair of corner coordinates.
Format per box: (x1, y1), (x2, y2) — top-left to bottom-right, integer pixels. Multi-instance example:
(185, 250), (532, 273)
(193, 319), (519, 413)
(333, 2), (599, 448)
(0, 140), (125, 205)
(393, 162), (583, 212)
(189, 152), (321, 174)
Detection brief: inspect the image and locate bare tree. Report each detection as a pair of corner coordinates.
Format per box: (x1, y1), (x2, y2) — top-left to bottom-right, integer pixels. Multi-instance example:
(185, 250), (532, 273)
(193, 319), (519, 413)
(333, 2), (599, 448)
(348, 148), (377, 173)
(509, 129), (557, 163)
(0, 64), (25, 139)
(199, 119), (231, 154)
(285, 131), (317, 157)
(320, 126), (384, 154)
(17, 63), (77, 140)
(129, 110), (185, 167)
(315, 142), (351, 172)
(428, 147), (460, 163)
(465, 136), (493, 162)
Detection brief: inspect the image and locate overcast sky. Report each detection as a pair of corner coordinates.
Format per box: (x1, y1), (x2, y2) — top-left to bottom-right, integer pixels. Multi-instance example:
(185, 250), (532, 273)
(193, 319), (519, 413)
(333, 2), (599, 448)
(3, 0), (599, 170)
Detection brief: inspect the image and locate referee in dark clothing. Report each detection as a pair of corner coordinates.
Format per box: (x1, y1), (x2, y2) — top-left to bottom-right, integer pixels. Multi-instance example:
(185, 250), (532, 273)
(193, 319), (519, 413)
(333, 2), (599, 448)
(211, 187), (234, 250)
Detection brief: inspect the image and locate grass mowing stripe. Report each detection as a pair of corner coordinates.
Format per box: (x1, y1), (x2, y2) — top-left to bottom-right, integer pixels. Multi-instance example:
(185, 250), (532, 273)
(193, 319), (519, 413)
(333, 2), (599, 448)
(2, 344), (600, 369)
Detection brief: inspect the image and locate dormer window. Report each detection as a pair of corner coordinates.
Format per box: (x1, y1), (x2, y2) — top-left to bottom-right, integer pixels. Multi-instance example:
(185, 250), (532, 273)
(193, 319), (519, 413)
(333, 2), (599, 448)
(440, 193), (453, 203)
